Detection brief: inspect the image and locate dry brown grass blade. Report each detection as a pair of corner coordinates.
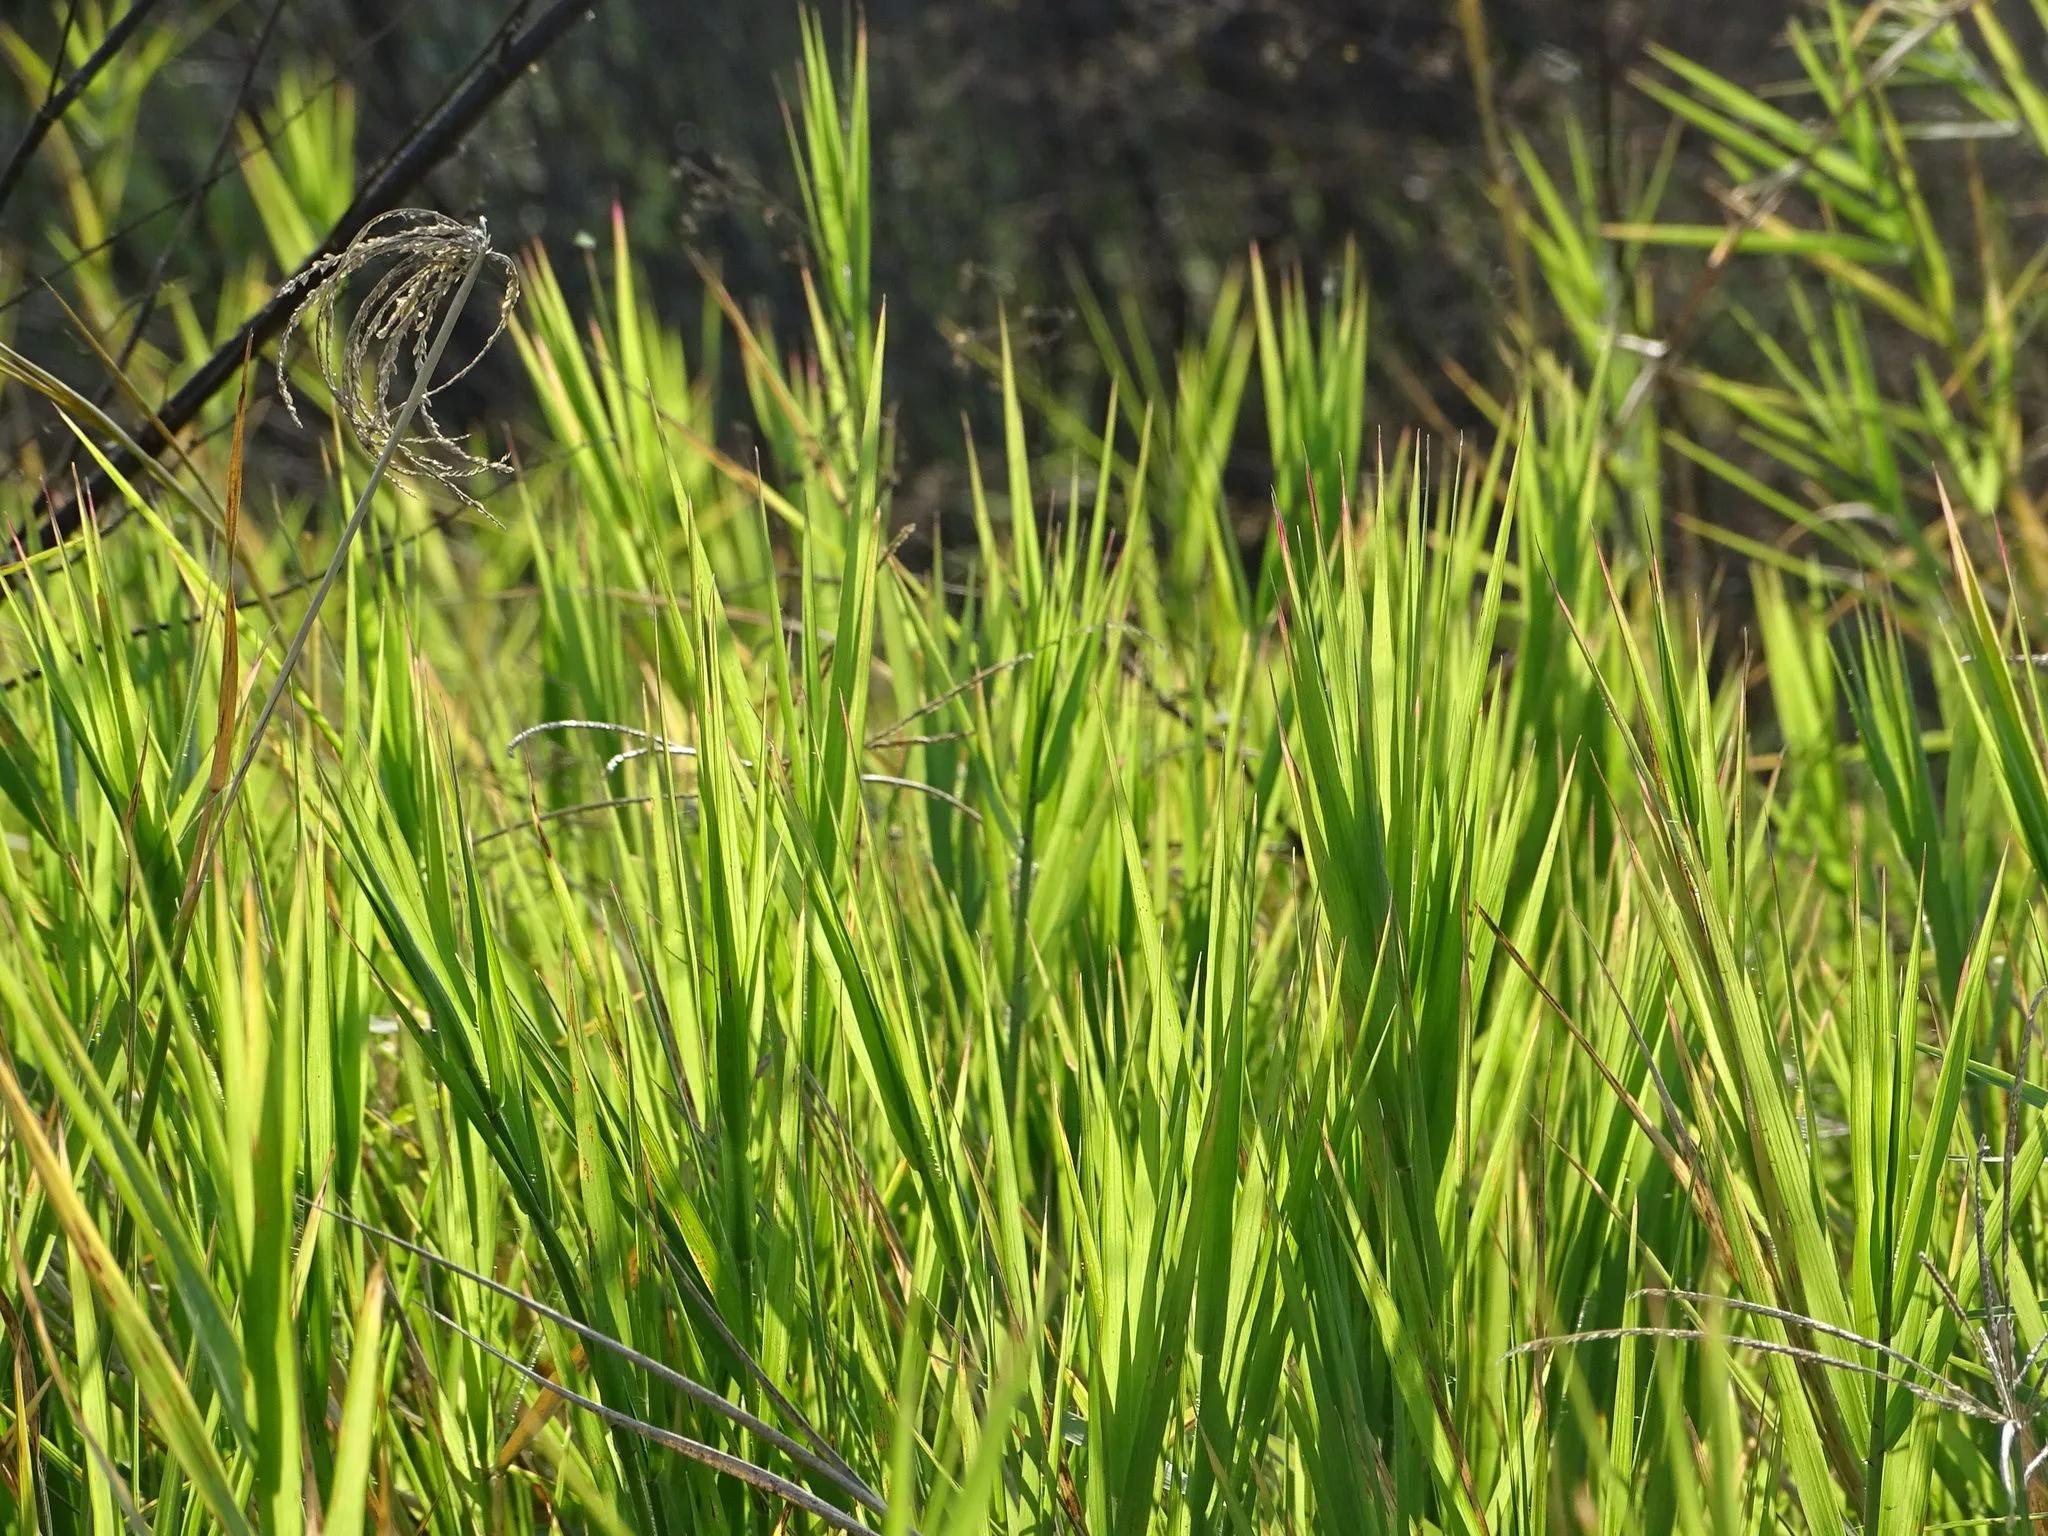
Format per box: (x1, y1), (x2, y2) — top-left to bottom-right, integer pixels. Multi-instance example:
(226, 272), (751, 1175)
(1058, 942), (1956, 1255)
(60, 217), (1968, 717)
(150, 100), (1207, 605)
(493, 1353), (576, 1471)
(685, 246), (848, 505)
(209, 343), (250, 799)
(172, 342), (253, 935)
(18, 288), (290, 627)
(1473, 901), (1737, 1274)
(428, 1305), (884, 1536)
(139, 213), (501, 1161)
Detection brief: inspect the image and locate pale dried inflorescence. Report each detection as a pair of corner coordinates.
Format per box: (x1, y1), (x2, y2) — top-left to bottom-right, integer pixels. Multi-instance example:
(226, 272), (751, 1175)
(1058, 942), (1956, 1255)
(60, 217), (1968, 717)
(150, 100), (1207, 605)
(276, 208), (519, 508)
(174, 208), (524, 920)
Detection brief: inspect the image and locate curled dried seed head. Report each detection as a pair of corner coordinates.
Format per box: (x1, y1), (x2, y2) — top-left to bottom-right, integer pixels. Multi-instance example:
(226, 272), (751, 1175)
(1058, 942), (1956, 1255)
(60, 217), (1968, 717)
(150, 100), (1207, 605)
(276, 209), (519, 513)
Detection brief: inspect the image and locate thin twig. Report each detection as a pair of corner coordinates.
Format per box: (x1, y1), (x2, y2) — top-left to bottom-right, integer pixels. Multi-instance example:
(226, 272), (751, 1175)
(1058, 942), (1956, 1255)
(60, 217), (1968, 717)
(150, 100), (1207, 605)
(429, 1307), (885, 1536)
(0, 0), (170, 221)
(0, 18), (415, 325)
(300, 1202), (893, 1526)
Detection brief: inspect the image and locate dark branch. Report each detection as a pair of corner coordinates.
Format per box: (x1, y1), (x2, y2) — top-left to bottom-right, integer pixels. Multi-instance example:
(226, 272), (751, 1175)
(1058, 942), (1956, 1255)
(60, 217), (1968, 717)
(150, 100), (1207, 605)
(0, 13), (418, 325)
(113, 0), (291, 375)
(0, 0), (170, 221)
(24, 0), (603, 551)
(33, 0), (293, 501)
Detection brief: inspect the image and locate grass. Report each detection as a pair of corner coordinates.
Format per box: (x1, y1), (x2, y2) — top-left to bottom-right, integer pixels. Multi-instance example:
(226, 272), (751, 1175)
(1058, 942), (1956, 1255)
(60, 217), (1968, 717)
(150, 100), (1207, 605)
(8, 2), (2048, 1532)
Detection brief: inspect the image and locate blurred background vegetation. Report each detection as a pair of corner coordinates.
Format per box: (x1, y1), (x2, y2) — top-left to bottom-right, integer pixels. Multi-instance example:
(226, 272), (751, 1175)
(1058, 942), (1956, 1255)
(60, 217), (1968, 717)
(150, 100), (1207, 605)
(0, 0), (1884, 561)
(11, 0), (2048, 627)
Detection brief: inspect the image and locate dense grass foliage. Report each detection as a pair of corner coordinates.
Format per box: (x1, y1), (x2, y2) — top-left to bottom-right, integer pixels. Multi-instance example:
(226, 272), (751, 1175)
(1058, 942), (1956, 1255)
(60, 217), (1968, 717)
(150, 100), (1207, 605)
(13, 5), (2048, 1533)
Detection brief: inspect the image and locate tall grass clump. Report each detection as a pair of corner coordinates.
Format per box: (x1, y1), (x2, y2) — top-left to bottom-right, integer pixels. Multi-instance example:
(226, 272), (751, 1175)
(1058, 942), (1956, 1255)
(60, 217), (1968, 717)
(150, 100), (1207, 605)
(8, 4), (2048, 1532)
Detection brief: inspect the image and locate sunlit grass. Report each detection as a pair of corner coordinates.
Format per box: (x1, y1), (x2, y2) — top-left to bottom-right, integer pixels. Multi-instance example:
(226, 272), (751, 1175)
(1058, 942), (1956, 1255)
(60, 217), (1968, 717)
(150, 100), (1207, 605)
(7, 5), (2048, 1534)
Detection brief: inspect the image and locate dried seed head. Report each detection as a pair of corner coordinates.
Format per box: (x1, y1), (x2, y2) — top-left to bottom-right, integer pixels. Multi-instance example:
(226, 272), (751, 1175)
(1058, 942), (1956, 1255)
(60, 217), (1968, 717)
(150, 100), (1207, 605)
(276, 209), (519, 511)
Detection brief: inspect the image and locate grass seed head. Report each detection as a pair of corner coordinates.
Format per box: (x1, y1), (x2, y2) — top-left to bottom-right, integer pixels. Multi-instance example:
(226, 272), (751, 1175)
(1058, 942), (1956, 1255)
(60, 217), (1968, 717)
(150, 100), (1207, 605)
(276, 208), (519, 509)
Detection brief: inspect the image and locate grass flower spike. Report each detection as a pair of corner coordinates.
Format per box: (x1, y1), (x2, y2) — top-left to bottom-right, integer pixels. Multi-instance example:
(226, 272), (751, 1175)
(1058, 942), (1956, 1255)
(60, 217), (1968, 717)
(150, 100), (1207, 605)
(276, 207), (519, 509)
(173, 208), (514, 948)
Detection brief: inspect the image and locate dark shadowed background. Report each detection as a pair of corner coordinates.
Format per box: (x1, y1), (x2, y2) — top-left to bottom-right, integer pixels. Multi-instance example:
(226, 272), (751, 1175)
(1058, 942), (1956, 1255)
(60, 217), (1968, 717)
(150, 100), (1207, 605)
(0, 1), (1798, 486)
(15, 0), (2034, 595)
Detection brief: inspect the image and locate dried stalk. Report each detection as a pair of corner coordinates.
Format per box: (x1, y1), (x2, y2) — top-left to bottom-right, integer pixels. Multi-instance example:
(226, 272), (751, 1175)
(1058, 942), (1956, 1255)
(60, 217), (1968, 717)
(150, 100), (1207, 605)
(144, 210), (511, 1154)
